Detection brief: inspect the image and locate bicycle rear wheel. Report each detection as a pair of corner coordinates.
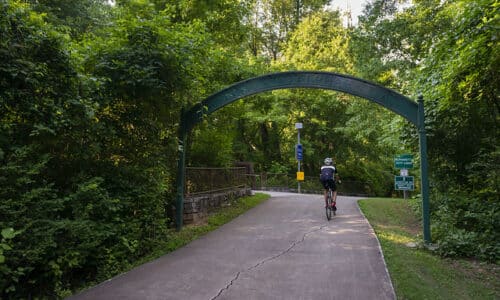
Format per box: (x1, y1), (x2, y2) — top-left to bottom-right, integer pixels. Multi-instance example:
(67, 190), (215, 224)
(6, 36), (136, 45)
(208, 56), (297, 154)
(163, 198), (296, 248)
(325, 189), (332, 220)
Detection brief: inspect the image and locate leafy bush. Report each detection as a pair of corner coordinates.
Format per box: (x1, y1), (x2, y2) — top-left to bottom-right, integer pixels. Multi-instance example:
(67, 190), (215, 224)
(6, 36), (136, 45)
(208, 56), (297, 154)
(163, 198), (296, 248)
(432, 192), (499, 262)
(0, 2), (189, 297)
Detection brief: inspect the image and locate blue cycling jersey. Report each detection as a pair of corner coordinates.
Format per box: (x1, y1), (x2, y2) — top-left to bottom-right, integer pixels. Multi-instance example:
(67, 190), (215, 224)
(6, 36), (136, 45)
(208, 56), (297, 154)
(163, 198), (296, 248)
(320, 165), (336, 181)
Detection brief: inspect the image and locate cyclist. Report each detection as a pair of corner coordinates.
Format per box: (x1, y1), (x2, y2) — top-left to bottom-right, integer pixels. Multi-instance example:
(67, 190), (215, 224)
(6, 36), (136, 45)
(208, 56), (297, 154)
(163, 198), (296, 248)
(320, 157), (340, 211)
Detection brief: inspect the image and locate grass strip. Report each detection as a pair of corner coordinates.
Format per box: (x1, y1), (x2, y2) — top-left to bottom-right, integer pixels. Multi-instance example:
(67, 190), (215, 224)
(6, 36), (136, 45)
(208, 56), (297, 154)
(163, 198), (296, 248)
(358, 198), (499, 300)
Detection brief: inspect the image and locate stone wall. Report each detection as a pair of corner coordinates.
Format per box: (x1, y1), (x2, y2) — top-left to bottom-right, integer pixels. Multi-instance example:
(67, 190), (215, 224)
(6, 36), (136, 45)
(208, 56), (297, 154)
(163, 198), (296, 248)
(183, 188), (252, 225)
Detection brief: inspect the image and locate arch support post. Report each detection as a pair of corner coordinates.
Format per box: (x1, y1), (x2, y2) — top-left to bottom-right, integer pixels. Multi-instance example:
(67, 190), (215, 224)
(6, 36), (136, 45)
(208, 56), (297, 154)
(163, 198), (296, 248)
(418, 95), (431, 243)
(175, 113), (187, 231)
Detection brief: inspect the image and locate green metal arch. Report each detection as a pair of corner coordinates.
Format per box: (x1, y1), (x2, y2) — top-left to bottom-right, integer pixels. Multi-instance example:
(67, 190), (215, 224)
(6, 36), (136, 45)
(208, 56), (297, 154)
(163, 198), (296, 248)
(176, 71), (430, 244)
(182, 71), (418, 131)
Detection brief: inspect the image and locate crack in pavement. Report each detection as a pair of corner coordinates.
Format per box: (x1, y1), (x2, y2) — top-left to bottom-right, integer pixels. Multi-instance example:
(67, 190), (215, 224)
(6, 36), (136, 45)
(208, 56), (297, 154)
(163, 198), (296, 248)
(211, 223), (329, 300)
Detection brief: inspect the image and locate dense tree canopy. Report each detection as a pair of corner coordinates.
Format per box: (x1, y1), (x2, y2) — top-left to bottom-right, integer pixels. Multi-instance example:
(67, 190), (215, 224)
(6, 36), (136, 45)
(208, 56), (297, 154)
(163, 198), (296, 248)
(0, 0), (498, 297)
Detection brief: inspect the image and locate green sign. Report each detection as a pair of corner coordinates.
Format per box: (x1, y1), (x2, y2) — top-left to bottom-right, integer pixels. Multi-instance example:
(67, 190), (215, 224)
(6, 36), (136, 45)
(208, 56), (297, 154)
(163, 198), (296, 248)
(395, 154), (413, 169)
(395, 176), (414, 190)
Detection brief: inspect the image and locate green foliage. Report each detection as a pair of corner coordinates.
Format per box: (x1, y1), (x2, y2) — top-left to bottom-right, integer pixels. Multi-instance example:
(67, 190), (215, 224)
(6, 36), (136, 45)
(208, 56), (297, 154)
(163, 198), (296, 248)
(0, 228), (21, 294)
(247, 0), (331, 59)
(27, 0), (112, 37)
(283, 10), (352, 72)
(268, 161), (290, 174)
(190, 123), (236, 167)
(413, 0), (499, 261)
(0, 0), (498, 297)
(157, 0), (251, 47)
(432, 191), (499, 262)
(0, 0), (219, 297)
(354, 0), (499, 261)
(0, 2), (90, 295)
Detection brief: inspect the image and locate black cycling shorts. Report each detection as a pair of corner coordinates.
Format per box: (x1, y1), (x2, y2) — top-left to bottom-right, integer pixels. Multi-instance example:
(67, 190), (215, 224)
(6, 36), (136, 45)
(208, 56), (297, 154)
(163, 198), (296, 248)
(321, 179), (336, 191)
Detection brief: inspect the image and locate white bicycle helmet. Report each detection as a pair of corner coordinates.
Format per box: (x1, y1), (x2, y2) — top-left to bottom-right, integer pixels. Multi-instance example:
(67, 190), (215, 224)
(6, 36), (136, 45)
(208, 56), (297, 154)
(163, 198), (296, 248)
(324, 157), (333, 165)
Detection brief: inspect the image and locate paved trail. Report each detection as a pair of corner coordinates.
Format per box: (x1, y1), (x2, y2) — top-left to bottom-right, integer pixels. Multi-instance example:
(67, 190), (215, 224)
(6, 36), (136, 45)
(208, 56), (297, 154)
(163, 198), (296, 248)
(69, 192), (395, 300)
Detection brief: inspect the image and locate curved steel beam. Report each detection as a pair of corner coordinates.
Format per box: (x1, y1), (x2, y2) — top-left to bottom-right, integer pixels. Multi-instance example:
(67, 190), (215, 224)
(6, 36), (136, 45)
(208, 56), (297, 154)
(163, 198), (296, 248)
(183, 71), (418, 131)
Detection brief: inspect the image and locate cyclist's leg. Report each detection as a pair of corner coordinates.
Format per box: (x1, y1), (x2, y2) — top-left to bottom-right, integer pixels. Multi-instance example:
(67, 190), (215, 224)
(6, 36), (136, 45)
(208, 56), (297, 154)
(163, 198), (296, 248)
(321, 180), (328, 207)
(330, 180), (337, 208)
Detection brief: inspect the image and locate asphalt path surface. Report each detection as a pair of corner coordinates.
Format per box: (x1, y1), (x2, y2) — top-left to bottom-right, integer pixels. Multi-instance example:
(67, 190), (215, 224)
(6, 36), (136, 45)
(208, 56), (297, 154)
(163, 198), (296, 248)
(69, 192), (395, 300)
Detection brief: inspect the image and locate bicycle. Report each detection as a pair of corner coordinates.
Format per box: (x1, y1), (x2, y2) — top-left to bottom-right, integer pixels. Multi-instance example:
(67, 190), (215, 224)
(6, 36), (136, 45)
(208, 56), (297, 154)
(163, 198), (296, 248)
(325, 187), (336, 221)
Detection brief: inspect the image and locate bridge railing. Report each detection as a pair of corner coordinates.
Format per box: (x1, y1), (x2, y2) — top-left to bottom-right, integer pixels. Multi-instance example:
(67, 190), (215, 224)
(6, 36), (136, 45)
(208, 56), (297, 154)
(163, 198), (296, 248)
(185, 168), (374, 197)
(185, 167), (247, 196)
(245, 172), (374, 196)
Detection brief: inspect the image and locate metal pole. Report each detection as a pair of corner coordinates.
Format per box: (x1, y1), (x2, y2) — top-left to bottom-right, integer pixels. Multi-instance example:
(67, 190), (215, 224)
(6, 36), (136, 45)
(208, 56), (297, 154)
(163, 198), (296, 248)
(418, 95), (431, 243)
(175, 116), (187, 231)
(297, 128), (301, 193)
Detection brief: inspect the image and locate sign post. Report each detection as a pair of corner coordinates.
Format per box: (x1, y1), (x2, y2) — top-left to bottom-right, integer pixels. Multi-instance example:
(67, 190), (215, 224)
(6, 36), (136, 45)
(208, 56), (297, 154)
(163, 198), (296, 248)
(295, 123), (303, 193)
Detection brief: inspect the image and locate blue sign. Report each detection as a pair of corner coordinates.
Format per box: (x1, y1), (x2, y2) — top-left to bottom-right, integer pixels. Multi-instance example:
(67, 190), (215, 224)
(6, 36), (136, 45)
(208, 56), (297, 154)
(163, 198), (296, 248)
(296, 144), (303, 161)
